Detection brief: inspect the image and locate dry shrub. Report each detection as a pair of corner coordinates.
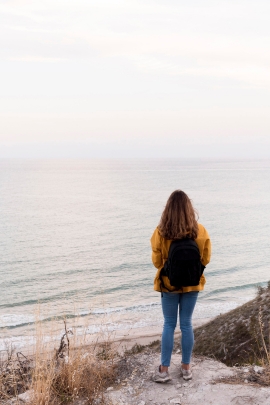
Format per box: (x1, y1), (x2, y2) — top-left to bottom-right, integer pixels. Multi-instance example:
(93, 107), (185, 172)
(0, 343), (32, 400)
(194, 285), (270, 366)
(30, 350), (115, 405)
(29, 320), (117, 405)
(1, 301), (127, 405)
(52, 351), (114, 404)
(257, 306), (270, 366)
(256, 306), (270, 386)
(259, 367), (270, 386)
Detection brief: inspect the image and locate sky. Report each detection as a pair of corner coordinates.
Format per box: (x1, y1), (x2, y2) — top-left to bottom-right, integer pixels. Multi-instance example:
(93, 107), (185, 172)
(0, 0), (270, 158)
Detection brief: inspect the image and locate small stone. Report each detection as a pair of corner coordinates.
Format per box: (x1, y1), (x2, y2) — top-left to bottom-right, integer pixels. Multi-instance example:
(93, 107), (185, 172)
(106, 387), (113, 391)
(18, 390), (34, 403)
(183, 383), (188, 387)
(176, 383), (182, 388)
(138, 401), (145, 405)
(254, 365), (264, 374)
(176, 349), (180, 354)
(189, 383), (194, 388)
(243, 368), (249, 373)
(244, 379), (248, 383)
(170, 398), (181, 404)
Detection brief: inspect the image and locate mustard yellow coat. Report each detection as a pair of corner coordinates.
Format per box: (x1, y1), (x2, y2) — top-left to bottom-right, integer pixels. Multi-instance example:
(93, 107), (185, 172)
(151, 224), (211, 293)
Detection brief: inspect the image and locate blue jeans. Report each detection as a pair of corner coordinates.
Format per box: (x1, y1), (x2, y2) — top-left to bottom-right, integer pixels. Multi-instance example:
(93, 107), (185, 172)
(161, 291), (198, 366)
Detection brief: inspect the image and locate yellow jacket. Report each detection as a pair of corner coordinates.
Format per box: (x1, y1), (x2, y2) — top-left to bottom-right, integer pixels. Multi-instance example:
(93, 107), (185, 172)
(151, 223), (211, 293)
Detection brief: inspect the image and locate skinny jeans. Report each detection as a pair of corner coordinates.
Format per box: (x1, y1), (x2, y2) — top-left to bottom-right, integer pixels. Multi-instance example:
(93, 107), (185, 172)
(161, 291), (198, 367)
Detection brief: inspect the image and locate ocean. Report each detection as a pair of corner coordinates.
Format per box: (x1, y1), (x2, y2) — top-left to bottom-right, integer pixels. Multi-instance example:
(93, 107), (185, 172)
(0, 159), (269, 350)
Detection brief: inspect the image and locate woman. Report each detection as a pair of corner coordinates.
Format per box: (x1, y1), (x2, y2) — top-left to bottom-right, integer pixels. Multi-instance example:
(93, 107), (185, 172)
(151, 190), (211, 382)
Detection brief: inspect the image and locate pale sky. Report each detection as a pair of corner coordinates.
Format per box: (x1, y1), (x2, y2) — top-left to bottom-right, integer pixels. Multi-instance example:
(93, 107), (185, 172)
(0, 0), (270, 158)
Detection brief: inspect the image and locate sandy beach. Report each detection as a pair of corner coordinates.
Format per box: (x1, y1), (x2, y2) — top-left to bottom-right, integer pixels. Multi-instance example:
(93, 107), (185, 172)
(108, 318), (212, 354)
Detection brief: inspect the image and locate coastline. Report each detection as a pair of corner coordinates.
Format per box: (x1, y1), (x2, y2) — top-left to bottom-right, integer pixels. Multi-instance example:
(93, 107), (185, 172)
(2, 290), (270, 404)
(108, 317), (212, 353)
(0, 317), (212, 359)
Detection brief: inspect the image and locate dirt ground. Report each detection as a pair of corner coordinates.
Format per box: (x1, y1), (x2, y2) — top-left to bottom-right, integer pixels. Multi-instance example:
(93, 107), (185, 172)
(3, 346), (270, 405)
(106, 351), (270, 405)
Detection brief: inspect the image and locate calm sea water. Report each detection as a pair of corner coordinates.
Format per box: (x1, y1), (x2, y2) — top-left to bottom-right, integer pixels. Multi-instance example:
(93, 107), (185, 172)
(0, 159), (270, 349)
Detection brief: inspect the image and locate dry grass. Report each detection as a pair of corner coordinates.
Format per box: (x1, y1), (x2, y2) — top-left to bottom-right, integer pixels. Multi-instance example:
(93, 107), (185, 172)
(193, 284), (270, 366)
(0, 317), (119, 405)
(214, 367), (270, 387)
(30, 347), (115, 405)
(29, 318), (117, 405)
(0, 343), (32, 401)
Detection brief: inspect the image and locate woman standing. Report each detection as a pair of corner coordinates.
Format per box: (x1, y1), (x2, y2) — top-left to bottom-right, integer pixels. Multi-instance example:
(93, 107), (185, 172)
(151, 190), (211, 382)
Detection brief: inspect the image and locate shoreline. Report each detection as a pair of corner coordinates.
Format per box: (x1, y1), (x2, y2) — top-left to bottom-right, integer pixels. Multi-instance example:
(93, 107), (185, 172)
(108, 317), (212, 353)
(0, 317), (212, 358)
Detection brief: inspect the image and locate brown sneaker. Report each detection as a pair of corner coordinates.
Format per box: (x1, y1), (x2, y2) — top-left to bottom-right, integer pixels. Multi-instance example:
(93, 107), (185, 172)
(152, 366), (172, 383)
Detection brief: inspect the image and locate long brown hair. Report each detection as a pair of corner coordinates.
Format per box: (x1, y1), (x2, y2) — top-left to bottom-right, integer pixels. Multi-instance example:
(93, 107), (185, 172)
(158, 190), (198, 240)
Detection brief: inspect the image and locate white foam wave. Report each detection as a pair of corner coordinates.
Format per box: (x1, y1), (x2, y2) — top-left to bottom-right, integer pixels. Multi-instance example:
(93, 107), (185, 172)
(79, 302), (160, 316)
(0, 314), (35, 327)
(194, 298), (252, 319)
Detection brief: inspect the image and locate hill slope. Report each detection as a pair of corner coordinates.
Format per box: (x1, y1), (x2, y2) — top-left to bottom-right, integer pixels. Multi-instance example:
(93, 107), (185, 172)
(194, 285), (270, 366)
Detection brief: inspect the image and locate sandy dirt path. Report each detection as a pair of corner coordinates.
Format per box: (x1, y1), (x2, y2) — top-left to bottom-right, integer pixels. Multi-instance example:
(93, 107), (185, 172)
(107, 353), (270, 405)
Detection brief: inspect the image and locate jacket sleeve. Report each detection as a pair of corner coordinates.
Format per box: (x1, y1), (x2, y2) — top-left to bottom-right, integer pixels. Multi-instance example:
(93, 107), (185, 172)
(150, 228), (163, 270)
(201, 229), (211, 267)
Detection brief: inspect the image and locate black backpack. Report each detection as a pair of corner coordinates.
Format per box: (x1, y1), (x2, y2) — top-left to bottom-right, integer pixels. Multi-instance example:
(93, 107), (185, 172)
(160, 238), (205, 291)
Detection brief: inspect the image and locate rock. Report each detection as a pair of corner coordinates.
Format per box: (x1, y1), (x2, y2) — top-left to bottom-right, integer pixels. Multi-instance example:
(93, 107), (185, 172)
(253, 365), (264, 374)
(106, 386), (113, 391)
(18, 390), (34, 403)
(138, 401), (145, 405)
(170, 398), (181, 404)
(243, 368), (249, 373)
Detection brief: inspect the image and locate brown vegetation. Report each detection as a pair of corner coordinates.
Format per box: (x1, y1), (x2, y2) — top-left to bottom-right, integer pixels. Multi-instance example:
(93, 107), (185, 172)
(0, 344), (32, 401)
(194, 283), (270, 367)
(0, 321), (119, 405)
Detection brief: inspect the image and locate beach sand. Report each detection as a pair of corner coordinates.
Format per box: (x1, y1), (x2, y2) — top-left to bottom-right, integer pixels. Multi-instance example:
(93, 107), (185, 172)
(109, 318), (212, 354)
